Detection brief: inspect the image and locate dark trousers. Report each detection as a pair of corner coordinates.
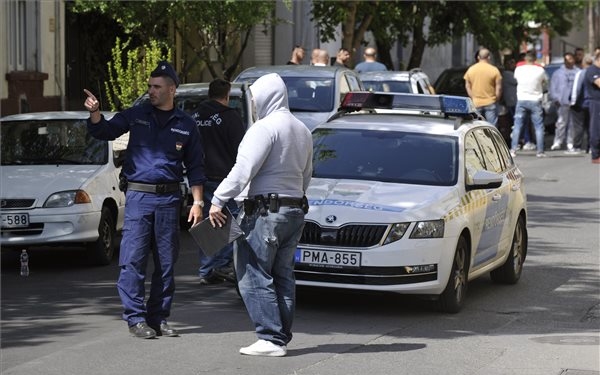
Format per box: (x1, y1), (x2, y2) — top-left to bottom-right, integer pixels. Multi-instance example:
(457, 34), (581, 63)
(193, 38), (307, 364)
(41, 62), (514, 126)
(589, 101), (600, 159)
(117, 190), (180, 326)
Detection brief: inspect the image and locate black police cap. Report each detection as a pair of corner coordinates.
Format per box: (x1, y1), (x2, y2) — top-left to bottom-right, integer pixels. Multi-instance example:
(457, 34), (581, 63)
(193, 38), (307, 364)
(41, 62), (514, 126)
(150, 61), (179, 87)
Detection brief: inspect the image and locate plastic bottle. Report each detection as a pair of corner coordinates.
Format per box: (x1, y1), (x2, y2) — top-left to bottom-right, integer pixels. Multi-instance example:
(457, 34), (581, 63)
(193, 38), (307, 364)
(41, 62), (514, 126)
(20, 249), (29, 276)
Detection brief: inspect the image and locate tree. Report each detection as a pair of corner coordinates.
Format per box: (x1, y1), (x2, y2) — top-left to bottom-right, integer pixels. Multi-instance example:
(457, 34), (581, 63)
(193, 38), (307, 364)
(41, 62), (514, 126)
(311, 1), (586, 70)
(105, 38), (172, 111)
(72, 0), (277, 81)
(311, 1), (380, 68)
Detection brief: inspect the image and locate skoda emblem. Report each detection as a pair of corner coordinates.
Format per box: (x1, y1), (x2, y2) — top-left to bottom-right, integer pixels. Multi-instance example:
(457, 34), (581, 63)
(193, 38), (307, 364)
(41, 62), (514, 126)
(325, 215), (337, 224)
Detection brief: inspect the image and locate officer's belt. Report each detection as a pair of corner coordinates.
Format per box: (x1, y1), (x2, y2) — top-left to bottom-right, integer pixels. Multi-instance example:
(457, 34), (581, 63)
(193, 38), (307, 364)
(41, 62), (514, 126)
(127, 182), (180, 194)
(250, 196), (304, 207)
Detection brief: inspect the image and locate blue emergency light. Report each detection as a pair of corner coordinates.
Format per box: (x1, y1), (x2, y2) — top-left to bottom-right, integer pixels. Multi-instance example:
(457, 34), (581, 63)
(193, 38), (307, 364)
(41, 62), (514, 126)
(340, 91), (477, 117)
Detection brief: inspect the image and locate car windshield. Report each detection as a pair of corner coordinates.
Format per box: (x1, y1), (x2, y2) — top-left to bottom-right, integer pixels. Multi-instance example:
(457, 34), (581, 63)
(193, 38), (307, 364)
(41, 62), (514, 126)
(239, 76), (334, 113)
(312, 128), (458, 186)
(1, 119), (108, 165)
(362, 80), (411, 93)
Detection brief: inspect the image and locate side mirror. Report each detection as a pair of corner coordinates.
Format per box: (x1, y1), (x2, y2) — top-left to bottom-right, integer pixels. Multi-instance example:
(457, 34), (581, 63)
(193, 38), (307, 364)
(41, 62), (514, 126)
(468, 170), (503, 190)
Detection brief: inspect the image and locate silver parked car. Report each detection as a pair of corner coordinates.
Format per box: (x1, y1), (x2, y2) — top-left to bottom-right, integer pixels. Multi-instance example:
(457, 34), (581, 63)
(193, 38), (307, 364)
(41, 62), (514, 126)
(233, 65), (364, 130)
(360, 68), (436, 95)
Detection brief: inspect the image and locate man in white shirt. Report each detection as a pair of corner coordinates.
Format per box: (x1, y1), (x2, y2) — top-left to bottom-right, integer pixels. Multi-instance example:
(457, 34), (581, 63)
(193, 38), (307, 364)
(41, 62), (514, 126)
(510, 52), (547, 157)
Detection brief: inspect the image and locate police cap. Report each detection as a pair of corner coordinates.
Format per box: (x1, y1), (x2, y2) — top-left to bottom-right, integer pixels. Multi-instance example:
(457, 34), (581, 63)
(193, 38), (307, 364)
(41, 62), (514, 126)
(150, 61), (179, 88)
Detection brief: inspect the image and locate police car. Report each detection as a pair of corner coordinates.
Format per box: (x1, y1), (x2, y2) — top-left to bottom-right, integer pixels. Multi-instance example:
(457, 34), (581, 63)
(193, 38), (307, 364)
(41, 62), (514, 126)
(296, 92), (528, 313)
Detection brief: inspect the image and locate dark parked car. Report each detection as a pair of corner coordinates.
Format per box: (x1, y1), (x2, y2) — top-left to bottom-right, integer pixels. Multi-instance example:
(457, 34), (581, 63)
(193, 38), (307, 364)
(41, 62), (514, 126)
(433, 67), (468, 97)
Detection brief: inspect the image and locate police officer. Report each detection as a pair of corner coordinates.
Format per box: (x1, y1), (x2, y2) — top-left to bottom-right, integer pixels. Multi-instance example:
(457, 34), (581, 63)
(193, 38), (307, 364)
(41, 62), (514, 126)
(190, 79), (245, 285)
(84, 61), (206, 339)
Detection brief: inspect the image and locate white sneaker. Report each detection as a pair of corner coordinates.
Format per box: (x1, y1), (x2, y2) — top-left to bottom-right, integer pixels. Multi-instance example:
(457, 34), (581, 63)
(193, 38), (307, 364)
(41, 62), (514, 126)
(510, 149), (517, 158)
(565, 148), (582, 154)
(239, 339), (287, 357)
(550, 143), (561, 151)
(523, 142), (536, 151)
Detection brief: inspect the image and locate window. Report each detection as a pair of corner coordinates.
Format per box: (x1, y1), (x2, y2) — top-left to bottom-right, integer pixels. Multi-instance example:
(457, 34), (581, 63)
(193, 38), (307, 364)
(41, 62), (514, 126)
(473, 128), (503, 174)
(464, 132), (486, 185)
(312, 128), (457, 186)
(7, 0), (39, 71)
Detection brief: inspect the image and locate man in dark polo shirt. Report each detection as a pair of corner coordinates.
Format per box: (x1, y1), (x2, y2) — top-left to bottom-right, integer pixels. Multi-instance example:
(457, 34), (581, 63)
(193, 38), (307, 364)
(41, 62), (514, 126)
(190, 79), (245, 283)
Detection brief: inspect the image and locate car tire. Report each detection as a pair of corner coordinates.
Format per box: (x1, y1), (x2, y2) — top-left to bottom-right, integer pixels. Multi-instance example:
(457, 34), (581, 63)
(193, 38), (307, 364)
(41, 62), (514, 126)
(87, 207), (116, 266)
(490, 215), (526, 284)
(437, 236), (468, 313)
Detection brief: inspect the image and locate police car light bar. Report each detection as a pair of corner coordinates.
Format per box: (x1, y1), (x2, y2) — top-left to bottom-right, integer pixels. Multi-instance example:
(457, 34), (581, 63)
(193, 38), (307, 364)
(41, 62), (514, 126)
(340, 91), (477, 117)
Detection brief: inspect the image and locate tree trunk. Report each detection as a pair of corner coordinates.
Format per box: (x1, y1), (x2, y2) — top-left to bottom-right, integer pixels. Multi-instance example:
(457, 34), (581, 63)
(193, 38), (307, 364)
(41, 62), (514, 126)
(407, 14), (425, 69)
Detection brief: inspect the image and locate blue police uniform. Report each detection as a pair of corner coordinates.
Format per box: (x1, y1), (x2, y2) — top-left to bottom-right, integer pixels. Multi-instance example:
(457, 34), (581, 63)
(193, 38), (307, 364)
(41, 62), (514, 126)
(87, 101), (205, 328)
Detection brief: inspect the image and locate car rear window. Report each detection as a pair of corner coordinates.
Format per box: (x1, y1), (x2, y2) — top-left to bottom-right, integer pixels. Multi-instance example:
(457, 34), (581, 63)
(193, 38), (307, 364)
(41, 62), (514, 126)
(237, 76), (334, 112)
(312, 128), (458, 186)
(363, 80), (411, 93)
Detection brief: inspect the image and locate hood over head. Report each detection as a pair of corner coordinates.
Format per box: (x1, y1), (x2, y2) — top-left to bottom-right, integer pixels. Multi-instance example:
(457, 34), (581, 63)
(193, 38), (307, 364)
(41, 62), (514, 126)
(249, 73), (289, 120)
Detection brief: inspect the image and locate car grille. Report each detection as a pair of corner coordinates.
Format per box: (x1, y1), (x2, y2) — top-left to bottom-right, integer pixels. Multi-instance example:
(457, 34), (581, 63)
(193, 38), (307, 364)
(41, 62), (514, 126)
(300, 221), (387, 247)
(1, 199), (36, 209)
(1, 223), (44, 236)
(295, 265), (437, 285)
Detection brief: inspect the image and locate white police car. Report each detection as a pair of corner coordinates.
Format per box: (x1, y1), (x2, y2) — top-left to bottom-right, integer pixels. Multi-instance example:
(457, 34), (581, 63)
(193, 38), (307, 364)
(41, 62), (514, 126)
(296, 92), (527, 313)
(0, 111), (128, 265)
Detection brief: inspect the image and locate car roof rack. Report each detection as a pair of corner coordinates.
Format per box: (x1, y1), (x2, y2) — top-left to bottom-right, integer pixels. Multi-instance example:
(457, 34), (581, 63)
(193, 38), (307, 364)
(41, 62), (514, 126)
(335, 91), (481, 128)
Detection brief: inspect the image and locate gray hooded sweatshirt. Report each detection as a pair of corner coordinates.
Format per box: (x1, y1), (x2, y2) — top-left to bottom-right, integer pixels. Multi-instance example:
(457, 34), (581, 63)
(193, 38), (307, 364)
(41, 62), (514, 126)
(212, 73), (313, 206)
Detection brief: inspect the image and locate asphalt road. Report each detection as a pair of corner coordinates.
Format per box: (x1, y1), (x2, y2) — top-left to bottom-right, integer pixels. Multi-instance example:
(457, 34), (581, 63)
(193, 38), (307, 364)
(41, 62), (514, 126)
(1, 148), (599, 375)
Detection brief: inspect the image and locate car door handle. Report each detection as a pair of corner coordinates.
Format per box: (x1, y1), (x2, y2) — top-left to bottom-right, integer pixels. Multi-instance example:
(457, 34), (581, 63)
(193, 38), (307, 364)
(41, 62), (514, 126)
(492, 194), (502, 201)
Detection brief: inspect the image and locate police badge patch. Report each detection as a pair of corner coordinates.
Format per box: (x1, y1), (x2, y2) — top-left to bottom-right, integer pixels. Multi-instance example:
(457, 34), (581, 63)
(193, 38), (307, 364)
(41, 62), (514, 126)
(176, 142), (183, 151)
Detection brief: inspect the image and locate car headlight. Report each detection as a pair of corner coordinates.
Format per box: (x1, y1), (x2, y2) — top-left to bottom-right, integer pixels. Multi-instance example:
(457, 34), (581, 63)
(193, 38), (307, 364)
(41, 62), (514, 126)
(410, 220), (444, 238)
(383, 222), (410, 245)
(44, 190), (92, 208)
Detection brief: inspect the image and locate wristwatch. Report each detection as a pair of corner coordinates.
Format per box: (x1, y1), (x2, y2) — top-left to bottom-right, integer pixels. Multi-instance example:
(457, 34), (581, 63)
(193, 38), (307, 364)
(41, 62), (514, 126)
(193, 200), (205, 208)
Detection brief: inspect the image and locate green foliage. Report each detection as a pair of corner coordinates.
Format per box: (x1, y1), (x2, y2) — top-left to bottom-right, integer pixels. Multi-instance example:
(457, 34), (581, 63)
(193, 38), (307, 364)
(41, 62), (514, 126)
(72, 0), (277, 81)
(313, 0), (586, 70)
(105, 38), (172, 111)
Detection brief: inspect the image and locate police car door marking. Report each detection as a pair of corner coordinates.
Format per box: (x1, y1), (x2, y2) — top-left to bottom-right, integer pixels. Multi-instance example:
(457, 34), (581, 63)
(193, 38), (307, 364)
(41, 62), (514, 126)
(308, 199), (405, 213)
(473, 190), (509, 266)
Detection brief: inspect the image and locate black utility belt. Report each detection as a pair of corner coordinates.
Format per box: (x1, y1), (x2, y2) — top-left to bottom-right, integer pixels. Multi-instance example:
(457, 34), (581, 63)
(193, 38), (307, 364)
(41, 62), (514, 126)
(127, 182), (180, 194)
(243, 194), (308, 215)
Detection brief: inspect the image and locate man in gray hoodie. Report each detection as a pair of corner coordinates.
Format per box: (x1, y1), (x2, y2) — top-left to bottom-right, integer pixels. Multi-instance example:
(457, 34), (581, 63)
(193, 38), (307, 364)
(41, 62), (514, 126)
(209, 73), (313, 357)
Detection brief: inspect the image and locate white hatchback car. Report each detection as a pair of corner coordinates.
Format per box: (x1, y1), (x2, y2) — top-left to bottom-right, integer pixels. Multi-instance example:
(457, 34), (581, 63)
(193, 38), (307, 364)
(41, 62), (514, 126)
(0, 111), (128, 265)
(296, 92), (528, 312)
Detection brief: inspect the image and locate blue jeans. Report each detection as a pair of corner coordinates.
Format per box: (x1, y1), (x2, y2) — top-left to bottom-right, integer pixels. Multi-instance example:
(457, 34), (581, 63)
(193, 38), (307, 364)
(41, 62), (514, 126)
(117, 190), (180, 326)
(198, 180), (240, 277)
(511, 100), (545, 153)
(477, 103), (498, 127)
(234, 206), (306, 346)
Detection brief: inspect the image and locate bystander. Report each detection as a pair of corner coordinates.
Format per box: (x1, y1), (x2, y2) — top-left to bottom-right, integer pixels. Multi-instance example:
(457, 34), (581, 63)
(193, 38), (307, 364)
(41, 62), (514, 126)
(463, 48), (503, 126)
